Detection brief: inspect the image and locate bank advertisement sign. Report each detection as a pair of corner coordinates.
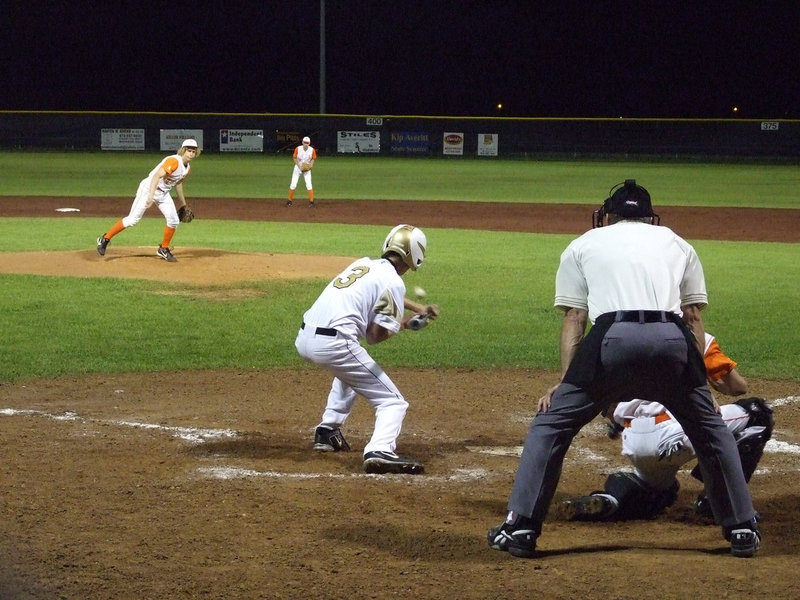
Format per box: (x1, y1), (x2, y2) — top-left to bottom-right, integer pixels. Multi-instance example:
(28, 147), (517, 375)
(219, 129), (263, 152)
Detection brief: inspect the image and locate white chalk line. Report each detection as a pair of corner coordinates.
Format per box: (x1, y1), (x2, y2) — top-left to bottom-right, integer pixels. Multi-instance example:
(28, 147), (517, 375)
(196, 465), (490, 483)
(4, 394), (799, 479)
(0, 408), (237, 443)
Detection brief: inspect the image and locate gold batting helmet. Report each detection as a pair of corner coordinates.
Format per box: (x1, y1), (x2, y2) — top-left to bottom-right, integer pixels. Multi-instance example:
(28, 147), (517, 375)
(382, 224), (427, 270)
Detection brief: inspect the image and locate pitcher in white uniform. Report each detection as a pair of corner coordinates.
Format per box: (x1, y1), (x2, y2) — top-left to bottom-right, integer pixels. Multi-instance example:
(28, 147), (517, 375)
(96, 139), (199, 262)
(295, 224), (440, 474)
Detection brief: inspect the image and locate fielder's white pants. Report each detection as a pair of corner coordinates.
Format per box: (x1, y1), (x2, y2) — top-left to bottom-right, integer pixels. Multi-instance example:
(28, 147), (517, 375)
(295, 327), (408, 455)
(621, 403), (750, 490)
(289, 166), (313, 191)
(122, 178), (180, 229)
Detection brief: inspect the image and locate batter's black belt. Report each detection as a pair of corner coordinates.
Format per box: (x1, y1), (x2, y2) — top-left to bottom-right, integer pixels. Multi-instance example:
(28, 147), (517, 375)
(301, 322), (338, 337)
(595, 310), (678, 326)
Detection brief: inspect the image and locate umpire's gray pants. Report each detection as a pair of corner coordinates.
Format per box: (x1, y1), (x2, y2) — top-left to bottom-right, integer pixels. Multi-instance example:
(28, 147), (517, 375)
(508, 320), (756, 530)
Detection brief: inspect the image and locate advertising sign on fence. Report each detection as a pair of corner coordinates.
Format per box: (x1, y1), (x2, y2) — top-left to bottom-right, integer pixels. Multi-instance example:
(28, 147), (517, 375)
(390, 131), (430, 155)
(442, 132), (464, 155)
(160, 129), (204, 151)
(219, 129), (263, 152)
(477, 133), (498, 156)
(101, 128), (145, 151)
(337, 131), (380, 153)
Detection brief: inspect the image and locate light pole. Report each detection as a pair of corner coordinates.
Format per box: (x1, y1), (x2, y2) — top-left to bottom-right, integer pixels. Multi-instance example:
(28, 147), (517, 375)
(319, 0), (326, 114)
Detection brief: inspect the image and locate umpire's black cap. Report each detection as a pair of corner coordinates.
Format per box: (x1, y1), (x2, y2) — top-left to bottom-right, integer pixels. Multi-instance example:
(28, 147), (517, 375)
(607, 179), (654, 218)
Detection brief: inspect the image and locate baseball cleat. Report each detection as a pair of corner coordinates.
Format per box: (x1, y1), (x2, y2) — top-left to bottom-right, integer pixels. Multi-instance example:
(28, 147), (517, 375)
(363, 451), (423, 475)
(156, 246), (177, 262)
(96, 235), (110, 256)
(308, 201), (315, 208)
(285, 200), (293, 207)
(487, 522), (537, 558)
(693, 494), (713, 519)
(313, 426), (350, 452)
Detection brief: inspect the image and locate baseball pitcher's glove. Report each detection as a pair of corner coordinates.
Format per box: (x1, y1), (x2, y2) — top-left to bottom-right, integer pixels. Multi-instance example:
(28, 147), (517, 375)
(178, 205), (195, 223)
(301, 164), (312, 172)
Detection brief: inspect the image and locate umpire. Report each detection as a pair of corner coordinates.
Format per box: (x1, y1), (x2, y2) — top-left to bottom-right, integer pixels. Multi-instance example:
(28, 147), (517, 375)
(488, 179), (761, 559)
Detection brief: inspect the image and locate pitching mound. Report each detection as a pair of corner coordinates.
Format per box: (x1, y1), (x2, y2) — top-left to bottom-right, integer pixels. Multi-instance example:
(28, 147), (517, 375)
(0, 247), (355, 284)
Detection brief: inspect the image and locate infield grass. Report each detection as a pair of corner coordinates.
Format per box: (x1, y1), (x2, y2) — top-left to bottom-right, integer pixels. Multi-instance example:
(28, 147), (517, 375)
(0, 217), (797, 382)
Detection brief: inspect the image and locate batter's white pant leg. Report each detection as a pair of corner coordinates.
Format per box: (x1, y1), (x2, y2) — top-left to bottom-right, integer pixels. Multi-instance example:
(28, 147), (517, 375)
(121, 179), (153, 228)
(326, 339), (408, 454)
(289, 166), (301, 190)
(319, 377), (358, 426)
(302, 170), (312, 190)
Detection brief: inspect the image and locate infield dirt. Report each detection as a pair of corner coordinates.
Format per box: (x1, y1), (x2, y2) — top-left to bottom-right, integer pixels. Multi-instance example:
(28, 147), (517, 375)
(1, 196), (798, 599)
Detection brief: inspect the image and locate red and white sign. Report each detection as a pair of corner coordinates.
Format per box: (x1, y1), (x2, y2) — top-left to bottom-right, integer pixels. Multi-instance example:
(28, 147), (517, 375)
(443, 132), (464, 155)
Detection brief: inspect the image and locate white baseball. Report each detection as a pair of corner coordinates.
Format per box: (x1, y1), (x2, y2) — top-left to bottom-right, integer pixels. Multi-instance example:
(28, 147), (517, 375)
(413, 286), (426, 299)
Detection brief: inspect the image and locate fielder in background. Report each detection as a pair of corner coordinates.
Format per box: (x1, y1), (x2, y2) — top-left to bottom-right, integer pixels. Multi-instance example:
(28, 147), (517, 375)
(295, 225), (440, 475)
(559, 332), (773, 522)
(488, 179), (762, 559)
(286, 136), (316, 207)
(96, 139), (199, 262)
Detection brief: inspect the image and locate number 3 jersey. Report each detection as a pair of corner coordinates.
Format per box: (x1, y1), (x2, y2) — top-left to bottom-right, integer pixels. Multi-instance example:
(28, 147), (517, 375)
(301, 257), (406, 341)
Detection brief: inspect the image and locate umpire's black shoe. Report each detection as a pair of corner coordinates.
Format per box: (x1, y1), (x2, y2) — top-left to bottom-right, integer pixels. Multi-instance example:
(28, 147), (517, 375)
(725, 517), (761, 558)
(487, 522), (538, 558)
(96, 235), (110, 256)
(313, 426), (350, 452)
(730, 528), (761, 558)
(363, 451), (423, 475)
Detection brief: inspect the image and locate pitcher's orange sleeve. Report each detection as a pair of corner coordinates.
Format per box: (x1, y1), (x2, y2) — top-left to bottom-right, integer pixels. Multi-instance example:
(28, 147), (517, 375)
(162, 157), (179, 174)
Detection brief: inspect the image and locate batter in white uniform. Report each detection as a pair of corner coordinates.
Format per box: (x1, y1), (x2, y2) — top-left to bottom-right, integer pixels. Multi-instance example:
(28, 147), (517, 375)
(295, 224), (440, 474)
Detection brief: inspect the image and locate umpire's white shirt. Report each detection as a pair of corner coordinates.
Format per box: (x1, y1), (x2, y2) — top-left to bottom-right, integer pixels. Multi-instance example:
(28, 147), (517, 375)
(554, 221), (707, 323)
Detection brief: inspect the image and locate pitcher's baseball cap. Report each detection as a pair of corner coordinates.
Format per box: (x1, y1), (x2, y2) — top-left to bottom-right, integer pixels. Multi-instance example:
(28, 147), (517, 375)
(302, 136), (311, 143)
(182, 139), (198, 148)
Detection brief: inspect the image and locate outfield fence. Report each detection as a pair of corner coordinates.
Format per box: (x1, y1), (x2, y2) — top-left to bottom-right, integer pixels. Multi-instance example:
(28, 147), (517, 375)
(1, 111), (798, 159)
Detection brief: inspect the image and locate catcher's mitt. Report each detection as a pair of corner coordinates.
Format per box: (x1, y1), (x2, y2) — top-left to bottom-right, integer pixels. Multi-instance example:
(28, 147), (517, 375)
(178, 205), (195, 223)
(301, 164), (312, 172)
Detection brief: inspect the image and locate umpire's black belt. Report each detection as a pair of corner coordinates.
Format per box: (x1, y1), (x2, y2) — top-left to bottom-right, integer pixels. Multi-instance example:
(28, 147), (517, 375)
(301, 322), (338, 337)
(595, 310), (678, 326)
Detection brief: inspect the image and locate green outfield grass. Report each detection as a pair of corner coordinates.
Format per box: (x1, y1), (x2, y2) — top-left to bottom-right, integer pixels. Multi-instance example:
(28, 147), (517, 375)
(1, 152), (799, 208)
(0, 218), (797, 383)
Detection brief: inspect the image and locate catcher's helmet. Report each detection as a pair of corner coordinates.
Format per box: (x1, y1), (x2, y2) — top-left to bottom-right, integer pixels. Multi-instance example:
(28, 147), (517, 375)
(593, 179), (660, 228)
(382, 224), (427, 270)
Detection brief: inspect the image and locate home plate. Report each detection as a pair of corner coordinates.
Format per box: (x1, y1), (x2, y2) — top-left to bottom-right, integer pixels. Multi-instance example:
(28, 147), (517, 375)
(55, 207), (81, 212)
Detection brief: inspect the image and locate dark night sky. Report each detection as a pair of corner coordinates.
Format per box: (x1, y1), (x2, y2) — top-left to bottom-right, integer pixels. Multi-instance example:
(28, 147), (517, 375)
(2, 1), (797, 118)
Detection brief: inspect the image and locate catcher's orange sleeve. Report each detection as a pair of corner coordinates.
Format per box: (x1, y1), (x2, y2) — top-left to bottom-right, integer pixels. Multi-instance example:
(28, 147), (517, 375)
(704, 338), (737, 381)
